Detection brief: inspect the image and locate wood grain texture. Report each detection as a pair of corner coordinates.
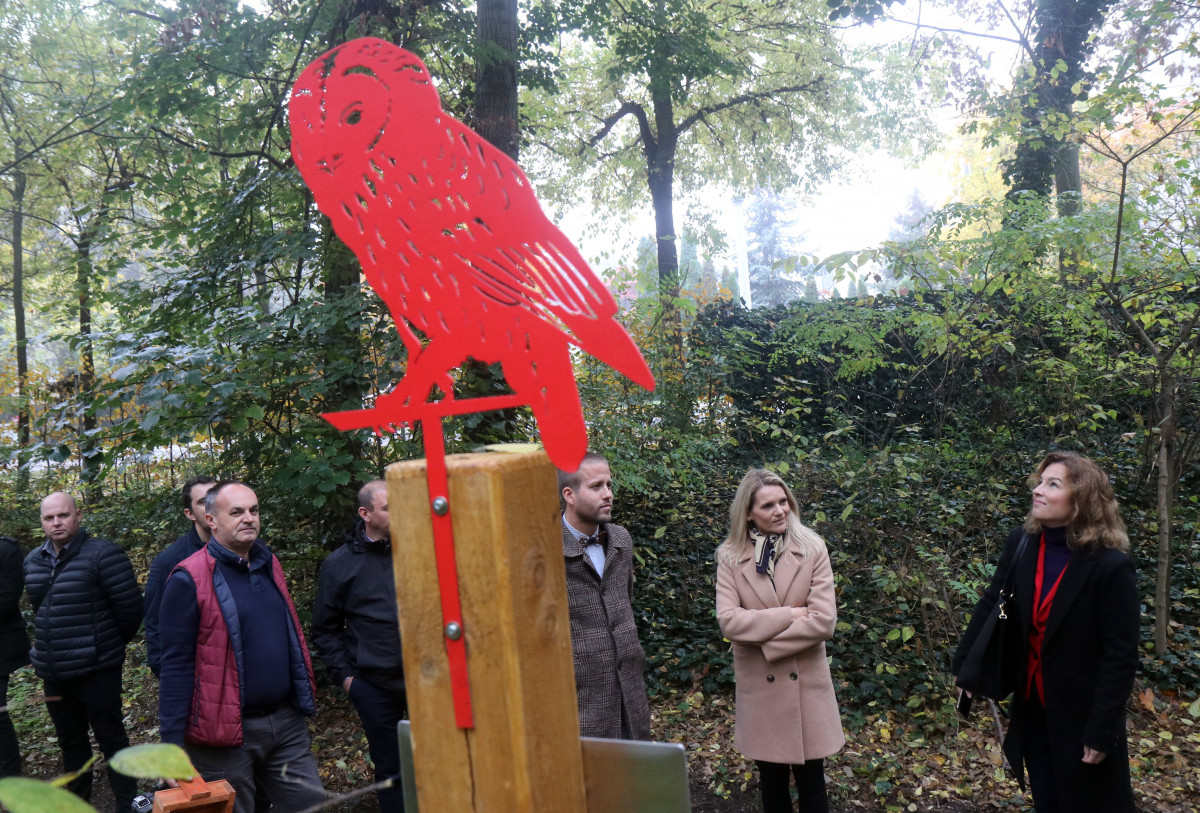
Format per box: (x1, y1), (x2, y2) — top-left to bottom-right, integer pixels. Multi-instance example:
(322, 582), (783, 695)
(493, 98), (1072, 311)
(387, 450), (586, 812)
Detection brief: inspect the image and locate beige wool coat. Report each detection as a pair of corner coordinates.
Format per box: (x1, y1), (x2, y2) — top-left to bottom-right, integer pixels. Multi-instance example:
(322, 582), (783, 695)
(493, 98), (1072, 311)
(715, 538), (845, 764)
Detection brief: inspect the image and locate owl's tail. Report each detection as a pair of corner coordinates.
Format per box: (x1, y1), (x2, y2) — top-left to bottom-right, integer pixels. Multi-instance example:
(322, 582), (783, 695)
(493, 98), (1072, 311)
(565, 314), (656, 393)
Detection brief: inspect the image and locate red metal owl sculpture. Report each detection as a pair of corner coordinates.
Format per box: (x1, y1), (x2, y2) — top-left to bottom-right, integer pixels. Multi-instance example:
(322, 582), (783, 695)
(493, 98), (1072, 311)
(289, 37), (654, 472)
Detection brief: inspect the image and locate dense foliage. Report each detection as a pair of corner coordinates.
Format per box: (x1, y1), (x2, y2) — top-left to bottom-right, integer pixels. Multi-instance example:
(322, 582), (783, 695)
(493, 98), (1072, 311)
(3, 3), (1200, 810)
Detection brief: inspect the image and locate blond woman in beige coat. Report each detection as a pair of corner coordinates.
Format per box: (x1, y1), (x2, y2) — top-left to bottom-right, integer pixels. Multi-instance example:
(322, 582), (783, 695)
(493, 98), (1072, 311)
(716, 469), (845, 813)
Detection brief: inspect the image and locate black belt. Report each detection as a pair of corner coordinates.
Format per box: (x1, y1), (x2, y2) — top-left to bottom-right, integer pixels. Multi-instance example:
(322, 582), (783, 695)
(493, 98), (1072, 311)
(242, 702), (284, 719)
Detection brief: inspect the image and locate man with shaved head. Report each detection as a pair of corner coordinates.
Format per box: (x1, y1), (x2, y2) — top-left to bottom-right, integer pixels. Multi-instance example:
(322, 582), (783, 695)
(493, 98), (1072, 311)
(312, 479), (406, 812)
(24, 491), (143, 812)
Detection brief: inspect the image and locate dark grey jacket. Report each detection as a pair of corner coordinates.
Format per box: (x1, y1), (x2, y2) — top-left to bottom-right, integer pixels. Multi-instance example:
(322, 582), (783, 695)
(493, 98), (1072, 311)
(562, 521), (651, 740)
(23, 529), (143, 681)
(0, 536), (30, 675)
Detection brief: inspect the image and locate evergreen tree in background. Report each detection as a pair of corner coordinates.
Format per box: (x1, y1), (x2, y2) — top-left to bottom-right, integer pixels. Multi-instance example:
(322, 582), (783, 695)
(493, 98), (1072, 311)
(880, 190), (936, 293)
(745, 190), (805, 307)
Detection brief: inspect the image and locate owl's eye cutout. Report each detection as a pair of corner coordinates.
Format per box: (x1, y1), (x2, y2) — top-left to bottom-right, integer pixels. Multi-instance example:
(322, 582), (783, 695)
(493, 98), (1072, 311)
(342, 104), (365, 126)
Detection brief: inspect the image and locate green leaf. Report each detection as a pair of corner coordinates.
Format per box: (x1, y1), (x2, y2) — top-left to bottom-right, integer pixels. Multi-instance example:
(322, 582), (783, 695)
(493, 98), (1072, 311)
(109, 743), (197, 780)
(0, 778), (97, 812)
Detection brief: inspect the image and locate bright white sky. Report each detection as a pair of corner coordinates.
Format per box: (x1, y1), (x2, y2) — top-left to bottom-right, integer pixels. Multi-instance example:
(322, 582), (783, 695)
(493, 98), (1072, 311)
(559, 143), (956, 304)
(560, 150), (956, 301)
(553, 10), (1020, 299)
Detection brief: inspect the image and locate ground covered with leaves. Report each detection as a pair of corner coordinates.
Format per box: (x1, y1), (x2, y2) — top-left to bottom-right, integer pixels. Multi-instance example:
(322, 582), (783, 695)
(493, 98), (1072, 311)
(668, 685), (1200, 812)
(6, 662), (1198, 812)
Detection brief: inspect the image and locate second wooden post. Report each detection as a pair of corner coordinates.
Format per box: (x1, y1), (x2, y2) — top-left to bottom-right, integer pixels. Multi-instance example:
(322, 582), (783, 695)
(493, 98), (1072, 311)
(386, 449), (587, 812)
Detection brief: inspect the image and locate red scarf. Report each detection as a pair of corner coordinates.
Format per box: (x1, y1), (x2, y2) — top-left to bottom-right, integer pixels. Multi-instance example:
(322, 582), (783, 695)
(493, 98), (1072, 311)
(1025, 534), (1069, 704)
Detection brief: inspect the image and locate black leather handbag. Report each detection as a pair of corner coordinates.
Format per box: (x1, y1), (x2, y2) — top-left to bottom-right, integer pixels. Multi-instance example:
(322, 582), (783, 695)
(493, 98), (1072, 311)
(956, 532), (1031, 701)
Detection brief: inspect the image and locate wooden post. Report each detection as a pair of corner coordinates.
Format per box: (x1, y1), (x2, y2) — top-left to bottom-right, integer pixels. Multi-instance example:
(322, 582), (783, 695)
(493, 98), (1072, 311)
(387, 450), (587, 812)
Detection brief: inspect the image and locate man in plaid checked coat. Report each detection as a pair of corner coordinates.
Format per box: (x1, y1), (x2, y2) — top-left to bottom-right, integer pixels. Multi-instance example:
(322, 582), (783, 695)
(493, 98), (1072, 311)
(558, 453), (652, 740)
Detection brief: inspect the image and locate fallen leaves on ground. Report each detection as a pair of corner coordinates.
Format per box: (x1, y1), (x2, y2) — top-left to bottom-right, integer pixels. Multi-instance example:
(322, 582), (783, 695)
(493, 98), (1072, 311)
(657, 686), (1200, 813)
(7, 665), (1198, 812)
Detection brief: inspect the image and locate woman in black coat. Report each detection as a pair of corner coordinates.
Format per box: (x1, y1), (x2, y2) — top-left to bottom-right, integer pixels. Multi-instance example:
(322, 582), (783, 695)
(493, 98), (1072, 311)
(953, 452), (1139, 813)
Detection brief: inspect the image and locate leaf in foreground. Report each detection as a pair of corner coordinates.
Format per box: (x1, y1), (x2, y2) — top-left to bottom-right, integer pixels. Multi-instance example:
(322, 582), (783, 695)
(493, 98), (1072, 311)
(108, 743), (197, 780)
(0, 777), (97, 813)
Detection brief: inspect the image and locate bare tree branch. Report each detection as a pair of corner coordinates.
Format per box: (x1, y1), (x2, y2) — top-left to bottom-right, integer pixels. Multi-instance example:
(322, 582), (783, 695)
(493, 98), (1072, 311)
(885, 16), (1030, 51)
(587, 100), (655, 154)
(676, 78), (826, 136)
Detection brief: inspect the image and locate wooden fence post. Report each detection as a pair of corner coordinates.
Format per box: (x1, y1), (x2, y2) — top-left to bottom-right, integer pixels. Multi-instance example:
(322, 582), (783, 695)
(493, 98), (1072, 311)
(386, 449), (587, 812)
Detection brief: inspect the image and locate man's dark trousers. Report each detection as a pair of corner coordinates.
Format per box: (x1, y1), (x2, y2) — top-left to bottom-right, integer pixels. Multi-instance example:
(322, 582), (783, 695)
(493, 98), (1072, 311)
(185, 706), (324, 813)
(348, 679), (406, 812)
(0, 674), (20, 777)
(42, 666), (137, 811)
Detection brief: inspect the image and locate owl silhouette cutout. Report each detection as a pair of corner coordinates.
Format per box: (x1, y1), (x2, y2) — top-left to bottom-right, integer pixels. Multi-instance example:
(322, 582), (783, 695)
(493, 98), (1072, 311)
(289, 37), (655, 472)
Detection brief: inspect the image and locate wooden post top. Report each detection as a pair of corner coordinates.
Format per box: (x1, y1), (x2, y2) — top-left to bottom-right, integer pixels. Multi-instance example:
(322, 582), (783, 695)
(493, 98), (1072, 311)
(386, 448), (587, 812)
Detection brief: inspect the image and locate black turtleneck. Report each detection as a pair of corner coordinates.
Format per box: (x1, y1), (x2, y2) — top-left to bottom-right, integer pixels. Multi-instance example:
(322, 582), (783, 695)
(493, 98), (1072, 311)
(1040, 525), (1072, 601)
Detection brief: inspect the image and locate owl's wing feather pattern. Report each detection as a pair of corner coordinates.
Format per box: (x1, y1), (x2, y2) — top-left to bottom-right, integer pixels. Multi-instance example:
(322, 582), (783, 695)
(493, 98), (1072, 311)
(418, 117), (608, 319)
(403, 116), (652, 385)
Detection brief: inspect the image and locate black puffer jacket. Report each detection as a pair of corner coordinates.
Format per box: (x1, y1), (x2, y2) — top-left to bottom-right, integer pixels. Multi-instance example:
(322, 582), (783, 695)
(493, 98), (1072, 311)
(0, 536), (30, 675)
(23, 529), (143, 681)
(311, 520), (405, 695)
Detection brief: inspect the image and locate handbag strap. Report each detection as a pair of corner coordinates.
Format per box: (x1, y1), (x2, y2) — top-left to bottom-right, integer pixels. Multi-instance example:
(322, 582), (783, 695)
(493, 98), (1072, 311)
(999, 531), (1032, 598)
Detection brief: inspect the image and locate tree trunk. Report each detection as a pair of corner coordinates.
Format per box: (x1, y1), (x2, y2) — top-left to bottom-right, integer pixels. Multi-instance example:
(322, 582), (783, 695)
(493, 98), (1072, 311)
(1055, 142), (1082, 281)
(1154, 366), (1176, 656)
(1055, 142), (1082, 213)
(1005, 0), (1116, 206)
(11, 142), (30, 491)
(648, 92), (679, 297)
(322, 231), (366, 412)
(453, 0), (522, 448)
(77, 219), (102, 496)
(475, 0), (519, 160)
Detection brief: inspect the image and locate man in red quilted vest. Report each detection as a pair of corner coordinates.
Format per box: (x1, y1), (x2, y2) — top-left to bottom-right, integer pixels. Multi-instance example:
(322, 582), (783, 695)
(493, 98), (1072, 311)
(158, 481), (326, 813)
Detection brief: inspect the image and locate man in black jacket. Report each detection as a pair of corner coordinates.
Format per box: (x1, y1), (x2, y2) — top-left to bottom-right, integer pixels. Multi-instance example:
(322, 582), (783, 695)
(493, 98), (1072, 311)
(0, 534), (30, 778)
(144, 476), (217, 677)
(24, 492), (143, 813)
(312, 479), (406, 812)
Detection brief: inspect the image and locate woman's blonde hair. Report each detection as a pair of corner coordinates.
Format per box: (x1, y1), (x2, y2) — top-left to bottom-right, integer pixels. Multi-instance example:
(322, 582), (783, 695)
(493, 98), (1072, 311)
(1023, 451), (1129, 552)
(717, 468), (824, 565)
